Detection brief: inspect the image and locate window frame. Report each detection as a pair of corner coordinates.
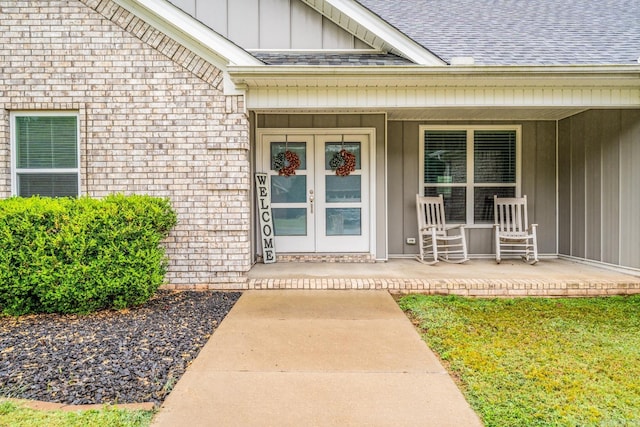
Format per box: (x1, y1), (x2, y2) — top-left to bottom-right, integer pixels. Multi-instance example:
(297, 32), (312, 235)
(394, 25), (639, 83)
(10, 111), (81, 197)
(419, 125), (521, 227)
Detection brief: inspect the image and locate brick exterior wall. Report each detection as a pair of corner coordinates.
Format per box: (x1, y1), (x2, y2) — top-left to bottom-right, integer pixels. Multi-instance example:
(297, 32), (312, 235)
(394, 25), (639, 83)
(0, 0), (251, 289)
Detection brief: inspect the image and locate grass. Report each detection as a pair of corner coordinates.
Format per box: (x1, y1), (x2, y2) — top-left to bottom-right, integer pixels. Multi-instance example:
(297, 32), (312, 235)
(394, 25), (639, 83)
(0, 400), (153, 427)
(398, 295), (640, 427)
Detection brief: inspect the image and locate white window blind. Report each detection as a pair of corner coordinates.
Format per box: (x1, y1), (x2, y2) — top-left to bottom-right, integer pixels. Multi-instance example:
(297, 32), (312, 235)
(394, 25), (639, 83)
(474, 130), (516, 184)
(423, 130), (467, 223)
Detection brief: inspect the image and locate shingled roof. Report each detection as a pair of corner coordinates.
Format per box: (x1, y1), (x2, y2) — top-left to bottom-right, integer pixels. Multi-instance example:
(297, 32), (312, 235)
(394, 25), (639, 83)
(356, 0), (640, 65)
(251, 52), (414, 66)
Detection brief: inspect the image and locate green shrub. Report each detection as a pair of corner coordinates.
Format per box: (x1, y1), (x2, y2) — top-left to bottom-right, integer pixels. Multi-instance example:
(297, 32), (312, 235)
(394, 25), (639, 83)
(0, 195), (177, 315)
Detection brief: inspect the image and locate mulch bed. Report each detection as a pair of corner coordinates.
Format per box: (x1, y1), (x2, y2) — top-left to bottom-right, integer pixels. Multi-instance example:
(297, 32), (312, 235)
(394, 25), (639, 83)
(0, 290), (241, 406)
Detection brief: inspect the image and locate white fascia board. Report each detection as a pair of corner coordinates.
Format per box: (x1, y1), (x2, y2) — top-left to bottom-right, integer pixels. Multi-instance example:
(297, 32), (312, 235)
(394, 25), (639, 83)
(229, 64), (640, 88)
(113, 0), (263, 69)
(302, 0), (445, 66)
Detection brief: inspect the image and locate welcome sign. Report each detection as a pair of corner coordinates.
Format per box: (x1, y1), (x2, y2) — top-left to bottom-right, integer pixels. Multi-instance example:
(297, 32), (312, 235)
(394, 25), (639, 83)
(255, 173), (276, 263)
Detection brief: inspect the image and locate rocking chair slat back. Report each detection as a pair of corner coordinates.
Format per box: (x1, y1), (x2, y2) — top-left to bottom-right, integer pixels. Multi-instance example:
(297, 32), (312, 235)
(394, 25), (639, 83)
(493, 194), (538, 264)
(418, 195), (446, 233)
(416, 194), (468, 265)
(494, 195), (529, 234)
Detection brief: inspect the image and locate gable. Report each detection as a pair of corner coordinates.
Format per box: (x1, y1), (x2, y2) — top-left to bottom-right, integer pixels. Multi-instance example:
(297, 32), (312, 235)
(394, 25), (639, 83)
(167, 0), (372, 50)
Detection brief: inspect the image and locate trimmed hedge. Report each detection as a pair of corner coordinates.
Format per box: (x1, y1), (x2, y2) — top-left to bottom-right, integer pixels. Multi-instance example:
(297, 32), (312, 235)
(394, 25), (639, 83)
(0, 195), (177, 315)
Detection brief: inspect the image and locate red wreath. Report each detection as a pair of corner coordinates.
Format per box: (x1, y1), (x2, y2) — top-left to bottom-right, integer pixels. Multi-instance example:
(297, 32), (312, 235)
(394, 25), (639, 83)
(335, 149), (357, 176)
(279, 150), (301, 176)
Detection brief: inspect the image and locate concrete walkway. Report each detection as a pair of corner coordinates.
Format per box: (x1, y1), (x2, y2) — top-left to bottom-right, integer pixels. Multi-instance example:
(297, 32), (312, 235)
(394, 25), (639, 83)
(152, 290), (482, 427)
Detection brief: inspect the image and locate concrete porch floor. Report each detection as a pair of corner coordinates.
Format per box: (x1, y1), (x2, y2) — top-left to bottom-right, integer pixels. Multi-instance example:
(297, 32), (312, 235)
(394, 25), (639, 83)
(248, 258), (640, 296)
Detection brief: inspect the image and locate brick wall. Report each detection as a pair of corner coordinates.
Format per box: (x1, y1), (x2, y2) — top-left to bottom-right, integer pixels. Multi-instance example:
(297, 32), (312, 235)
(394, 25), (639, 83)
(0, 0), (251, 289)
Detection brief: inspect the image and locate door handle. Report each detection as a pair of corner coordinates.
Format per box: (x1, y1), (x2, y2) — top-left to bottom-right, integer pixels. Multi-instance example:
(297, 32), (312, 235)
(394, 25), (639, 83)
(309, 190), (314, 214)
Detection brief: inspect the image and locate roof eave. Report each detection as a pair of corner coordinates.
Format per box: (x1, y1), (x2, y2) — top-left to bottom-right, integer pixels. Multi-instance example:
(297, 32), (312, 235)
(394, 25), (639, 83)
(228, 64), (640, 88)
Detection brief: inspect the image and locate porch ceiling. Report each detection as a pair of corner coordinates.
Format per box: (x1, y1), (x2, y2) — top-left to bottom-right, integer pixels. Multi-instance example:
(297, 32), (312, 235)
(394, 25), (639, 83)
(385, 107), (589, 121)
(251, 107), (589, 121)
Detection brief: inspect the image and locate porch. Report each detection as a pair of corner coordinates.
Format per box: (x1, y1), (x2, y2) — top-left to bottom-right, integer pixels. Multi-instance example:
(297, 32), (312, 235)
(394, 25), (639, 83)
(248, 258), (640, 296)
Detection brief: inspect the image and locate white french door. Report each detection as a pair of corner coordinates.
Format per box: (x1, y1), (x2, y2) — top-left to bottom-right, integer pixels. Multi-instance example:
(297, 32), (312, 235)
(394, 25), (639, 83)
(259, 130), (372, 254)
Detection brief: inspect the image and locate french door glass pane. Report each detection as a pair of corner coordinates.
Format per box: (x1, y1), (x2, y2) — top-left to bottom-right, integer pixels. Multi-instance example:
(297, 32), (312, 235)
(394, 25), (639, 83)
(271, 175), (306, 203)
(423, 187), (466, 223)
(273, 208), (307, 236)
(474, 187), (516, 223)
(424, 131), (466, 184)
(326, 175), (361, 202)
(18, 173), (78, 198)
(324, 142), (361, 170)
(326, 208), (361, 236)
(474, 131), (516, 183)
(270, 142), (307, 170)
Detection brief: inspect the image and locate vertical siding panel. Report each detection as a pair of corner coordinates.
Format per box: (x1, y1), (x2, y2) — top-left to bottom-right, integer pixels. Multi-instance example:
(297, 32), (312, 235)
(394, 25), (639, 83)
(355, 38), (371, 49)
(312, 115), (337, 128)
(601, 111), (620, 264)
(262, 115), (289, 128)
(361, 114), (387, 259)
(521, 122), (537, 200)
(570, 114), (586, 258)
(336, 115), (361, 128)
(288, 114), (313, 128)
(403, 122), (420, 255)
(196, 0), (227, 35)
(259, 0), (290, 48)
(535, 121), (557, 254)
(585, 111), (602, 261)
(228, 0), (259, 48)
(321, 17), (354, 48)
(468, 229), (492, 254)
(291, 0), (322, 49)
(619, 110), (640, 268)
(558, 119), (571, 255)
(387, 121), (404, 254)
(169, 0), (195, 14)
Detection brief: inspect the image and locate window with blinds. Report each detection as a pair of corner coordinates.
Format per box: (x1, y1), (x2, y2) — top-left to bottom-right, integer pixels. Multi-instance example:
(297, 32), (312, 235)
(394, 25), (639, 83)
(12, 113), (79, 197)
(420, 126), (520, 225)
(423, 130), (467, 223)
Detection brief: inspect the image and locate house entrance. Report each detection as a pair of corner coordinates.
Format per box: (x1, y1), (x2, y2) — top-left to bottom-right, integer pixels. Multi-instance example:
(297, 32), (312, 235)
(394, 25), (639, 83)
(259, 131), (372, 254)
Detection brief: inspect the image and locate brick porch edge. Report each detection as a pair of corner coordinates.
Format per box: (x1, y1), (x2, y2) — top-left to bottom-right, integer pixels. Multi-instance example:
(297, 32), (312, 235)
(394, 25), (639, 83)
(246, 278), (640, 296)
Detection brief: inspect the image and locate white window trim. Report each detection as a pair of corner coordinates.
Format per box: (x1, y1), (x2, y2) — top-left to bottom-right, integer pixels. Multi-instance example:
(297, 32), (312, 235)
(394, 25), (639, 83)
(10, 111), (81, 197)
(418, 124), (522, 228)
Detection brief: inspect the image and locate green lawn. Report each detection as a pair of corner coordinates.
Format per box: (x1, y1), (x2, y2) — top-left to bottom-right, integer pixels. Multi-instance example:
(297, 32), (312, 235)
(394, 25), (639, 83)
(398, 295), (640, 427)
(0, 400), (153, 427)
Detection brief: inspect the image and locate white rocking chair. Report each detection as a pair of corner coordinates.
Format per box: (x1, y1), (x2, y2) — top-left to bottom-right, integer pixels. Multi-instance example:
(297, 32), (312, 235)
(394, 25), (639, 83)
(416, 194), (469, 265)
(493, 195), (538, 264)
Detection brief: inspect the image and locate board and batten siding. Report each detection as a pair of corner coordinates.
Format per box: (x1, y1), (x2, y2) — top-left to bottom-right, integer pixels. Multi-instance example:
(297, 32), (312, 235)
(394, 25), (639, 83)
(167, 0), (369, 50)
(388, 120), (558, 257)
(558, 109), (640, 269)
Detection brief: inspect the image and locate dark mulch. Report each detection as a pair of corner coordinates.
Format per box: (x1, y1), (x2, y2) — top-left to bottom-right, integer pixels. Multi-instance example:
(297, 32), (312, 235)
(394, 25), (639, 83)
(0, 290), (241, 406)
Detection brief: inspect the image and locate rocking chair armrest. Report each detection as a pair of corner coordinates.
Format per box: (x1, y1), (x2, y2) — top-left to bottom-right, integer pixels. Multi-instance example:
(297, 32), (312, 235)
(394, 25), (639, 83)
(445, 224), (466, 231)
(528, 223), (538, 232)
